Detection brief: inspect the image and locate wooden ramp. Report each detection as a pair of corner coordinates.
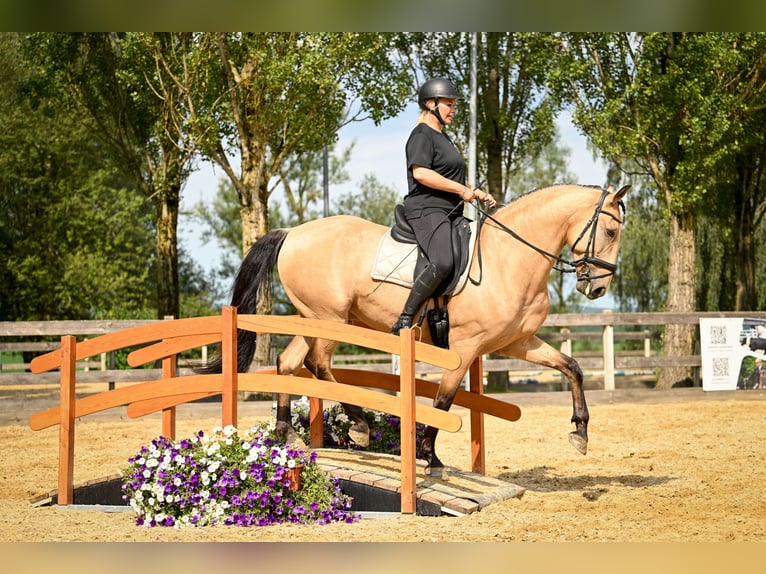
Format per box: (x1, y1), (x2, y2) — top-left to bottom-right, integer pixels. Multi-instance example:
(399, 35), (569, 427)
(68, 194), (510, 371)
(315, 449), (526, 516)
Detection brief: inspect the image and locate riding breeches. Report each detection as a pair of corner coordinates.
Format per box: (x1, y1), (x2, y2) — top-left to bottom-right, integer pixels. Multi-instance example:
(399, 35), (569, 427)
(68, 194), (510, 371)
(406, 210), (455, 281)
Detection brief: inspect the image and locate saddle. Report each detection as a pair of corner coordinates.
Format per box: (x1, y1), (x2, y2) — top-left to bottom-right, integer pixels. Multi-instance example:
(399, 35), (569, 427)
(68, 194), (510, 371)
(371, 204), (482, 347)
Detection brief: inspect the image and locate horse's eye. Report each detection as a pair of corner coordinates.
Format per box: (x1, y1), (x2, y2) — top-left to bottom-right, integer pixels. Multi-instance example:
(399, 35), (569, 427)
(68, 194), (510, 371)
(605, 228), (617, 239)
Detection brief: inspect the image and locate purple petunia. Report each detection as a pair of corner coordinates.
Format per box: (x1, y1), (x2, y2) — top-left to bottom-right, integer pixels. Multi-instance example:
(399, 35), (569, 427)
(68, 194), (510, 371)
(121, 424), (359, 528)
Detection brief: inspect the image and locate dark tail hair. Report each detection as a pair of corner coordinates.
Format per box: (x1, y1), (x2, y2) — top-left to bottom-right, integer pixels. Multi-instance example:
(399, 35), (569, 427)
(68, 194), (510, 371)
(196, 229), (289, 374)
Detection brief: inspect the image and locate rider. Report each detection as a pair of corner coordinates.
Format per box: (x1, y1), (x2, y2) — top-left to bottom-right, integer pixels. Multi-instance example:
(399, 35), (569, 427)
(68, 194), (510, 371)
(391, 77), (496, 335)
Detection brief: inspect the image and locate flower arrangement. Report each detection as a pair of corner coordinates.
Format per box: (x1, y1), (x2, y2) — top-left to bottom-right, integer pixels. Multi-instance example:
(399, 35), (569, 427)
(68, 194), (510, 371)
(288, 397), (426, 456)
(121, 423), (359, 528)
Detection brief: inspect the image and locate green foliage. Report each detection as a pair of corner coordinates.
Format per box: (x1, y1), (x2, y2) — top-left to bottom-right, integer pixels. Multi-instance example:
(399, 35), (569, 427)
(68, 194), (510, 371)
(612, 178), (670, 312)
(332, 174), (401, 226)
(0, 34), (156, 320)
(399, 32), (559, 201)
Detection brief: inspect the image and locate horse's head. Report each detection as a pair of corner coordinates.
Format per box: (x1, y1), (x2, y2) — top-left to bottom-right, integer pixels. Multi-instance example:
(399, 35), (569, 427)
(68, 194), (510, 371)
(569, 185), (630, 300)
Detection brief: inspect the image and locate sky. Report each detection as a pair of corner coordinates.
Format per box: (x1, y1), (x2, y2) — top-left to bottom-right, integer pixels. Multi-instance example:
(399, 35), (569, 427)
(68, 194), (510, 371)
(178, 107), (609, 277)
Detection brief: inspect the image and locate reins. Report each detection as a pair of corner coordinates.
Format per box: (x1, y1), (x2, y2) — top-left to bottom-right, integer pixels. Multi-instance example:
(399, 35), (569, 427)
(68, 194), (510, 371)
(469, 188), (625, 286)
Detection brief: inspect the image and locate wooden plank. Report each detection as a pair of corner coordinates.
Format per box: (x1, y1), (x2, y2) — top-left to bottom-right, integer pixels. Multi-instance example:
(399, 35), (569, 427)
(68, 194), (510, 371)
(0, 319), (159, 337)
(29, 372), (462, 434)
(237, 314), (461, 370)
(323, 368), (522, 423)
(127, 333), (220, 367)
(29, 316), (222, 374)
(58, 336), (76, 506)
(127, 392), (221, 418)
(221, 307), (238, 428)
(469, 355), (485, 475)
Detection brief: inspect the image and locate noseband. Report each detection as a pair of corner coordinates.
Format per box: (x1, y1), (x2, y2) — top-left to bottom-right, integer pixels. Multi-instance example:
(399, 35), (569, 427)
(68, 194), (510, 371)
(474, 189), (625, 283)
(569, 189), (625, 282)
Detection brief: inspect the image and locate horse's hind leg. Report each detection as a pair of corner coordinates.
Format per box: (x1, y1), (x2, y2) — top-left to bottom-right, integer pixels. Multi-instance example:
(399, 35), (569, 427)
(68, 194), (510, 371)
(274, 336), (310, 443)
(304, 337), (370, 447)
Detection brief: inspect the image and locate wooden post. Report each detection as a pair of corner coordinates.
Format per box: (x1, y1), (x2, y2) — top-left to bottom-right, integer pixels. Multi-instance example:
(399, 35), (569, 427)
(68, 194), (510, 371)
(221, 306), (238, 428)
(399, 327), (417, 514)
(469, 355), (485, 475)
(58, 335), (76, 506)
(161, 353), (177, 439)
(602, 310), (615, 390)
(644, 330), (652, 357)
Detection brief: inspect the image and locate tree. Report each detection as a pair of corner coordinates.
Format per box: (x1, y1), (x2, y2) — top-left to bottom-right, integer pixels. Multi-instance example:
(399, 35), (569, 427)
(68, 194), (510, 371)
(0, 33), (156, 321)
(156, 32), (410, 365)
(332, 174), (400, 225)
(24, 32), (197, 320)
(399, 32), (558, 203)
(551, 32), (766, 387)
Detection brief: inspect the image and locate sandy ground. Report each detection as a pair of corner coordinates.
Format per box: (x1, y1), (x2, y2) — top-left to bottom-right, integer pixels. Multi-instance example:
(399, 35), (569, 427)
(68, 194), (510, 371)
(1, 382), (765, 551)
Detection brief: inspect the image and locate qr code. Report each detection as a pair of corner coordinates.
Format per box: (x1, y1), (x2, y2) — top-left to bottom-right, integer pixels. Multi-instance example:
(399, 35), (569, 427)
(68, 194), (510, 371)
(712, 357), (729, 378)
(708, 325), (727, 345)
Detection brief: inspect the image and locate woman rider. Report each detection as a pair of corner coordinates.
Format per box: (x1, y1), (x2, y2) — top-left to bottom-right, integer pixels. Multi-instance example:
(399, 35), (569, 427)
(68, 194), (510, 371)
(391, 77), (496, 335)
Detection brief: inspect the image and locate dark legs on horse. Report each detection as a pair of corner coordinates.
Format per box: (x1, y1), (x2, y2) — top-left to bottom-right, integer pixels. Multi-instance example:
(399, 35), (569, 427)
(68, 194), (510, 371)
(565, 355), (590, 455)
(273, 337), (309, 445)
(391, 264), (443, 334)
(498, 337), (590, 455)
(417, 388), (459, 478)
(273, 335), (370, 447)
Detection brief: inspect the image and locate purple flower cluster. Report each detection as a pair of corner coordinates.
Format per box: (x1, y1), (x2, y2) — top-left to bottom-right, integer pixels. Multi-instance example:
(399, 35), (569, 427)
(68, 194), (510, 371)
(121, 424), (359, 528)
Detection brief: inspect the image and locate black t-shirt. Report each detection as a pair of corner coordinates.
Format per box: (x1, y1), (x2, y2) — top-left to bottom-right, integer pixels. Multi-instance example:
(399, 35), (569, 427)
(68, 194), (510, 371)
(404, 123), (465, 217)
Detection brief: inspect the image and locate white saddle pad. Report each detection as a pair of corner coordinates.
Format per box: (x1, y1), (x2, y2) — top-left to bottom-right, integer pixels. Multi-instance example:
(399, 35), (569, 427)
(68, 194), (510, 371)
(370, 204), (480, 296)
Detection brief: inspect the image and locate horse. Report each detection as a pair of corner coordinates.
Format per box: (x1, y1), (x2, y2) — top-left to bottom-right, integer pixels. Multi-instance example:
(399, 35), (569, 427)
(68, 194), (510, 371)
(200, 183), (630, 476)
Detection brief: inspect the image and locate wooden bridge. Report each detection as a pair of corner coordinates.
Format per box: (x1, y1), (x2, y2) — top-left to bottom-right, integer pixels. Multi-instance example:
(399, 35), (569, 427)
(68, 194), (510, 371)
(26, 307), (522, 514)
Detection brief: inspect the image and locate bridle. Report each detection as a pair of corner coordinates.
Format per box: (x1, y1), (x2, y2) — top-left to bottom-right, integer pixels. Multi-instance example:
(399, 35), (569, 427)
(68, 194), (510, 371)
(471, 188), (625, 286)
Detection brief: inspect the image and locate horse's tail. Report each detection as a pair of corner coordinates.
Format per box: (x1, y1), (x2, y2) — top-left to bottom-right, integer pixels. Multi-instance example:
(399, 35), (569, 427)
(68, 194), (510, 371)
(196, 229), (289, 374)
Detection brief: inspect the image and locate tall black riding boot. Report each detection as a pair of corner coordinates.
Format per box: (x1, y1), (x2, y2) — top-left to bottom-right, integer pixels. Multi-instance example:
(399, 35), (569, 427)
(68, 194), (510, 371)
(391, 265), (443, 335)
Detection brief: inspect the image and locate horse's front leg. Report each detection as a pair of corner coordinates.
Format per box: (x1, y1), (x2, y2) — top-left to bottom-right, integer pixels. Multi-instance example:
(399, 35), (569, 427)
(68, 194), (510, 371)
(419, 367), (468, 477)
(499, 336), (589, 455)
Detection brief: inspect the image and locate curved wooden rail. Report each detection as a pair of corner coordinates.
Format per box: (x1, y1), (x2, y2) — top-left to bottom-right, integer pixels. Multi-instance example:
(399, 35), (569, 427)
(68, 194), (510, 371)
(237, 314), (461, 370)
(30, 316), (222, 373)
(29, 373), (462, 434)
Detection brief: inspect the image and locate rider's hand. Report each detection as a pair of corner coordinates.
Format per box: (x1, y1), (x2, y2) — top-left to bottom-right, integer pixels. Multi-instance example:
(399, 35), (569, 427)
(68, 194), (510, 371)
(474, 188), (496, 208)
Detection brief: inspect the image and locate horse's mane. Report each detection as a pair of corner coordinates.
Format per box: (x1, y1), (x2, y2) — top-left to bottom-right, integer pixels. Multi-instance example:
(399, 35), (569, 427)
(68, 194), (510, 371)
(506, 183), (604, 205)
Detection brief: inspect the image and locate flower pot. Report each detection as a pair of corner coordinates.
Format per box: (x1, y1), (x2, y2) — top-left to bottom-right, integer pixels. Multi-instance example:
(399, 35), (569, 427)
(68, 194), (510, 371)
(286, 464), (304, 491)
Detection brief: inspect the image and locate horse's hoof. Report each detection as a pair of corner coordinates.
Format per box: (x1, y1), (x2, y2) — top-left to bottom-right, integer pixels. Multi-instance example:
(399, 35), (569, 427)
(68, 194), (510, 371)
(425, 465), (444, 479)
(568, 432), (588, 455)
(348, 427), (370, 447)
(275, 421), (307, 450)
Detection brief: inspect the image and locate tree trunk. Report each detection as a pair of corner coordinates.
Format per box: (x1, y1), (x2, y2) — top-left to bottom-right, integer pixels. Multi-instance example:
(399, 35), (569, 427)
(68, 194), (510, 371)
(656, 211), (697, 388)
(734, 160), (757, 311)
(484, 33), (503, 202)
(240, 140), (272, 368)
(155, 189), (180, 320)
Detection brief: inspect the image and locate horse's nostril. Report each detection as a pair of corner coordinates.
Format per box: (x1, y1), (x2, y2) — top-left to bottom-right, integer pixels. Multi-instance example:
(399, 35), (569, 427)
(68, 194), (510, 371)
(590, 287), (606, 299)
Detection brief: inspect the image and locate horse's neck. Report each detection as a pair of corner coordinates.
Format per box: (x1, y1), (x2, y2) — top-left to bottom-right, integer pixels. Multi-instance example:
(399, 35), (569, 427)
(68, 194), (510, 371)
(491, 187), (576, 255)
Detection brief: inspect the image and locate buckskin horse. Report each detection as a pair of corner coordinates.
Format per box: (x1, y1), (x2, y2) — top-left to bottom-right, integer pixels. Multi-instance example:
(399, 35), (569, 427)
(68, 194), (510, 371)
(200, 184), (630, 476)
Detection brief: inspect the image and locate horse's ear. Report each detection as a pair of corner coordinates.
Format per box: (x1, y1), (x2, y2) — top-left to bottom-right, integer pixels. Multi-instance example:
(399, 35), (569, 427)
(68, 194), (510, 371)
(612, 184), (630, 201)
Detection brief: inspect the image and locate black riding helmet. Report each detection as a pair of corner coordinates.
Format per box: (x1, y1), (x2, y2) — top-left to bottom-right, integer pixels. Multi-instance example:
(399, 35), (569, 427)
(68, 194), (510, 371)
(417, 77), (461, 125)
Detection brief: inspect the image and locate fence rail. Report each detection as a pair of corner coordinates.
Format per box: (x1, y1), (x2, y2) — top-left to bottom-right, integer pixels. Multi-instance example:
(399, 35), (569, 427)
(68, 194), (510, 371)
(4, 311), (766, 389)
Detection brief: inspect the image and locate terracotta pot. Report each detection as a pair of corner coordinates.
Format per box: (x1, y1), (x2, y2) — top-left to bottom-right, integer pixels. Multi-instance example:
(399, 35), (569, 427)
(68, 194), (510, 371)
(286, 464), (304, 491)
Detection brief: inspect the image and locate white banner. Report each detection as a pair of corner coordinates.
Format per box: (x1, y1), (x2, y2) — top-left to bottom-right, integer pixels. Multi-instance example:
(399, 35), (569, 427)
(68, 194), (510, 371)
(700, 317), (766, 391)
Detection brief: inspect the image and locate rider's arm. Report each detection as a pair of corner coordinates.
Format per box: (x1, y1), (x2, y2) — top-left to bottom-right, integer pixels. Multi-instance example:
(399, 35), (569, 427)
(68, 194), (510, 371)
(411, 164), (494, 205)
